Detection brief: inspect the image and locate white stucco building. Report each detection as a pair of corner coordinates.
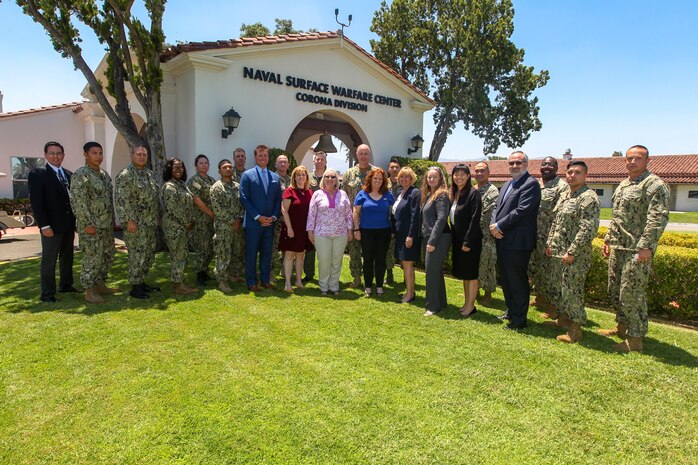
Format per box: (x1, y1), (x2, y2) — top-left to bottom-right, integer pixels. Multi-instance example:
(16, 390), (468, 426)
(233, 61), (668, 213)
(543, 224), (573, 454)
(0, 32), (435, 199)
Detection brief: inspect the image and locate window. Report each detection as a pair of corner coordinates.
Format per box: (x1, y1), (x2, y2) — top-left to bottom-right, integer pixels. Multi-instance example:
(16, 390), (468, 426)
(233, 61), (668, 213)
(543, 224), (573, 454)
(688, 190), (698, 199)
(594, 188), (605, 196)
(11, 157), (45, 199)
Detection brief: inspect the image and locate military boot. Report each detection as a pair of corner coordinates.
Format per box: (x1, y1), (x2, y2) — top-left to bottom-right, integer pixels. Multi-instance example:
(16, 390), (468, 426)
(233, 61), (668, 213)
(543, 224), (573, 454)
(530, 294), (547, 309)
(597, 323), (628, 339)
(218, 281), (233, 293)
(129, 284), (150, 300)
(96, 281), (118, 294)
(556, 322), (583, 343)
(541, 306), (559, 320)
(477, 291), (492, 306)
(173, 281), (198, 295)
(85, 287), (106, 304)
(542, 313), (571, 329)
(350, 276), (362, 289)
(613, 336), (643, 353)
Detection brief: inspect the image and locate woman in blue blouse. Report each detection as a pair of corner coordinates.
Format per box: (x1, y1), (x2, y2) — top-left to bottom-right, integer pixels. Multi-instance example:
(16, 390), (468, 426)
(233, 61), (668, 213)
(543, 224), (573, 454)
(353, 167), (395, 297)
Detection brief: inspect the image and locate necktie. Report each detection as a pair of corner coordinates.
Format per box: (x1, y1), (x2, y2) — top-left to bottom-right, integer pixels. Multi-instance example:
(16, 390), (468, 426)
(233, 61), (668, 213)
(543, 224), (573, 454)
(57, 169), (69, 191)
(260, 168), (269, 192)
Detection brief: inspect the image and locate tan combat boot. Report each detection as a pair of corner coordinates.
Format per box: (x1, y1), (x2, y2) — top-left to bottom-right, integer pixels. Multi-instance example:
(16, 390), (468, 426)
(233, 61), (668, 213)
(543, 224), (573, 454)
(556, 322), (583, 343)
(530, 294), (546, 309)
(85, 287), (106, 304)
(597, 323), (628, 338)
(173, 281), (198, 295)
(541, 306), (559, 320)
(542, 313), (571, 329)
(349, 276), (362, 288)
(477, 290), (492, 306)
(219, 281), (233, 293)
(613, 336), (643, 353)
(95, 281), (118, 294)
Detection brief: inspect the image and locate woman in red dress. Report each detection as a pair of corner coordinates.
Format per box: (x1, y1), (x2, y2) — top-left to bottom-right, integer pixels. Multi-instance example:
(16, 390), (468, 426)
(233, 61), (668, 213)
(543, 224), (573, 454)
(279, 166), (314, 292)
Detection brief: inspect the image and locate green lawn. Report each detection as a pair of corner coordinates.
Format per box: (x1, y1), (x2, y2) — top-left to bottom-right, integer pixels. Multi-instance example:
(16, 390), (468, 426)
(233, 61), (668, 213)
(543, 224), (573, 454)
(600, 208), (698, 224)
(1, 253), (696, 464)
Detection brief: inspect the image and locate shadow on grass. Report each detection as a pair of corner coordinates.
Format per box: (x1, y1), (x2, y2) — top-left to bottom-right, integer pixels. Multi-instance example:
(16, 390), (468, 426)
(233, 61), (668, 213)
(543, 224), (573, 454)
(432, 304), (698, 368)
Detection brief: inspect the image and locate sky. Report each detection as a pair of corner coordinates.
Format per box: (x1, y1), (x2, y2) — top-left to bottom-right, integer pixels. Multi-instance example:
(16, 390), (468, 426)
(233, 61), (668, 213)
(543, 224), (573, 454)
(1, 0), (697, 162)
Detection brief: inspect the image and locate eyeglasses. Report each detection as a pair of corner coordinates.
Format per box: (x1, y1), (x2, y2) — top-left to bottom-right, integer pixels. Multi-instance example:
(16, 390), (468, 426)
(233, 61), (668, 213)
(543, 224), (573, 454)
(324, 175), (337, 179)
(508, 161), (525, 166)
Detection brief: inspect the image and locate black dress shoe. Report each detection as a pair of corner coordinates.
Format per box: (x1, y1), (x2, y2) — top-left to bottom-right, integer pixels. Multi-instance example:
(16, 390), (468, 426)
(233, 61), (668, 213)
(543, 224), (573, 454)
(59, 286), (80, 293)
(505, 322), (528, 331)
(301, 276), (313, 284)
(461, 307), (478, 318)
(40, 296), (57, 303)
(496, 311), (510, 320)
(143, 283), (161, 292)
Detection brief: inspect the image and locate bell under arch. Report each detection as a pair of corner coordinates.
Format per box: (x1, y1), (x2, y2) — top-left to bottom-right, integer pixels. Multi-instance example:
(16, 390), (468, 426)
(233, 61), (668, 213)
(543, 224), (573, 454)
(284, 110), (369, 165)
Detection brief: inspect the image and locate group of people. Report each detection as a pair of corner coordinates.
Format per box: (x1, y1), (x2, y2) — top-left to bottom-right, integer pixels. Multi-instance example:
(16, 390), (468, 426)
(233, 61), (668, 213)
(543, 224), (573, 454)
(28, 140), (669, 353)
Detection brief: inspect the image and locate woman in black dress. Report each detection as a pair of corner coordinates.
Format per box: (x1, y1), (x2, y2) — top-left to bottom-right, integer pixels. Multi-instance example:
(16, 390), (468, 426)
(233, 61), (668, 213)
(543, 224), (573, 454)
(391, 166), (421, 303)
(450, 163), (482, 317)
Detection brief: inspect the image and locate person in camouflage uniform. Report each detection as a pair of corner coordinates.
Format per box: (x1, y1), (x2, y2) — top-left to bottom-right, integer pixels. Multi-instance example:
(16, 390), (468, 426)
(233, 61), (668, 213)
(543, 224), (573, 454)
(343, 144), (379, 288)
(303, 151), (328, 282)
(599, 145), (669, 353)
(272, 154), (292, 280)
(161, 158), (198, 295)
(70, 142), (117, 304)
(115, 146), (160, 299)
(530, 156), (569, 316)
(473, 162), (499, 305)
(544, 160), (600, 343)
(231, 147), (247, 276)
(385, 157), (402, 284)
(187, 154), (216, 286)
(210, 159), (245, 293)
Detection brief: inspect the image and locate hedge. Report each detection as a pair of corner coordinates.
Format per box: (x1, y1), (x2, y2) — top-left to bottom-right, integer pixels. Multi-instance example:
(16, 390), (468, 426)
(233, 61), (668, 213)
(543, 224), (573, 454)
(585, 238), (698, 322)
(596, 226), (698, 249)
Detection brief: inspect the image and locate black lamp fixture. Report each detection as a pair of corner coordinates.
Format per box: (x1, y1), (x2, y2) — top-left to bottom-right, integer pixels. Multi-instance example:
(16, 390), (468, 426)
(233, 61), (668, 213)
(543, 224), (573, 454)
(407, 134), (424, 154)
(335, 9), (352, 36)
(221, 107), (241, 138)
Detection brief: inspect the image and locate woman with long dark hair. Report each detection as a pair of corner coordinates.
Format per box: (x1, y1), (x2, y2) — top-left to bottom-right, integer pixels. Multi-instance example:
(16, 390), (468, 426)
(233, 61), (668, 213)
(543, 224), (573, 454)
(162, 158), (198, 294)
(449, 164), (482, 317)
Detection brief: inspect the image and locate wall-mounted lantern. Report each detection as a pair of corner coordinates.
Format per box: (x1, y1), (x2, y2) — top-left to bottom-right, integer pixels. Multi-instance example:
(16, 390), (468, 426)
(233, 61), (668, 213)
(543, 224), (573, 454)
(221, 107), (241, 138)
(407, 134), (424, 154)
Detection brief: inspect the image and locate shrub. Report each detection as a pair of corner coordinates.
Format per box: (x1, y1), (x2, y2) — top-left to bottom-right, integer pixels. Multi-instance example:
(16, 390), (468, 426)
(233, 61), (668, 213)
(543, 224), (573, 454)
(596, 227), (698, 249)
(585, 238), (698, 322)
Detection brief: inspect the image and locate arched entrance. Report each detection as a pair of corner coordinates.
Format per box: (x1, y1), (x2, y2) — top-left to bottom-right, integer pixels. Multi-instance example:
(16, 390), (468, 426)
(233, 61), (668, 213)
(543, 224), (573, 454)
(284, 110), (369, 167)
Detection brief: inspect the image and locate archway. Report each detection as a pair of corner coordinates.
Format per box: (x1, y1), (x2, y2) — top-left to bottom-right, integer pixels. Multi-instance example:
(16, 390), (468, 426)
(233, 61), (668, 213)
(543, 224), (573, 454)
(284, 110), (369, 168)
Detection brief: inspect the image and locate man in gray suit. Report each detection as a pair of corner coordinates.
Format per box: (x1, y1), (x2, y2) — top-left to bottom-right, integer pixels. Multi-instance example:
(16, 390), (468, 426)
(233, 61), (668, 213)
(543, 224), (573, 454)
(489, 150), (541, 329)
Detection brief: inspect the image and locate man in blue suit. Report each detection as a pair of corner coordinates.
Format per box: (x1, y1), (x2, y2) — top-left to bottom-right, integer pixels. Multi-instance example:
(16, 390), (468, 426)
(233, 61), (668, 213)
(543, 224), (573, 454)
(489, 150), (541, 329)
(239, 144), (282, 291)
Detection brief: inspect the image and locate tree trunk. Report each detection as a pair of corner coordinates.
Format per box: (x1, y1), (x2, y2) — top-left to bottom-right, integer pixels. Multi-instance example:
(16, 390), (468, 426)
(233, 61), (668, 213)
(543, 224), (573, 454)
(144, 93), (166, 181)
(428, 108), (454, 161)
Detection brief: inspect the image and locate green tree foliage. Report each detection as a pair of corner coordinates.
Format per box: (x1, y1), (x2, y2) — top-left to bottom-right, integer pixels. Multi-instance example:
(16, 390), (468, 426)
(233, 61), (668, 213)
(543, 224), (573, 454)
(240, 18), (307, 37)
(371, 0), (549, 161)
(611, 150), (623, 157)
(16, 0), (168, 177)
(240, 22), (270, 37)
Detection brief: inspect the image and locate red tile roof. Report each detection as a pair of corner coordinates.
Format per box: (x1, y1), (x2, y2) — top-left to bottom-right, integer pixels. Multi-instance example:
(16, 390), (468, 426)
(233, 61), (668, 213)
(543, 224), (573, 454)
(161, 32), (435, 105)
(442, 154), (698, 184)
(0, 102), (84, 119)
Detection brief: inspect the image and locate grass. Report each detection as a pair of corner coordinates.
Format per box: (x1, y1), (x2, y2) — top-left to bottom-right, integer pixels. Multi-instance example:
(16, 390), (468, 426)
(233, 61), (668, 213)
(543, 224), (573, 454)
(600, 208), (698, 224)
(1, 252), (697, 464)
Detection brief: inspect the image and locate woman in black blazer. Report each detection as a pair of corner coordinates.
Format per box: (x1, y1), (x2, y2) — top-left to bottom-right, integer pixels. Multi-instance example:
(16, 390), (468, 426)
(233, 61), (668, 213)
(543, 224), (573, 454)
(449, 164), (482, 317)
(390, 166), (422, 303)
(420, 167), (451, 316)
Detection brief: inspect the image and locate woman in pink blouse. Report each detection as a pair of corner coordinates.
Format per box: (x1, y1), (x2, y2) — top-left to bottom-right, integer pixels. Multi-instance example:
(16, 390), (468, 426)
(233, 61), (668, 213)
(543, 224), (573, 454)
(306, 169), (354, 295)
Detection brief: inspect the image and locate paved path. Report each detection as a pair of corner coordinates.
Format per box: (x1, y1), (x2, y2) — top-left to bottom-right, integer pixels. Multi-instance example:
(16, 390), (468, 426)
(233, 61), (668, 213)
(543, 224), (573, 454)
(0, 226), (125, 262)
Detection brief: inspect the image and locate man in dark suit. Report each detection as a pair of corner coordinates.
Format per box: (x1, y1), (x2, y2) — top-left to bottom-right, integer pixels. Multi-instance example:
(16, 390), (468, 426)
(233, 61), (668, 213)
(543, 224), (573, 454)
(28, 141), (78, 302)
(239, 144), (282, 291)
(489, 150), (541, 329)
